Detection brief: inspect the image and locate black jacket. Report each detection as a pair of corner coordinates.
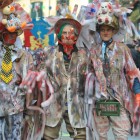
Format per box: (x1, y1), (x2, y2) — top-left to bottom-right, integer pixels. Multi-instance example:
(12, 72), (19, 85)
(130, 48), (140, 70)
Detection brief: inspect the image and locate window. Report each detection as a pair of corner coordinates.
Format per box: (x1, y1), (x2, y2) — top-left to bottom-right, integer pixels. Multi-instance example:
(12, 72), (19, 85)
(57, 0), (69, 5)
(56, 0), (69, 16)
(31, 2), (43, 19)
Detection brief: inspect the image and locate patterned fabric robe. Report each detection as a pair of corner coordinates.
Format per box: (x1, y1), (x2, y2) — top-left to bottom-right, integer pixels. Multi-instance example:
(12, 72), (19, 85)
(43, 46), (92, 128)
(0, 45), (33, 116)
(90, 41), (140, 119)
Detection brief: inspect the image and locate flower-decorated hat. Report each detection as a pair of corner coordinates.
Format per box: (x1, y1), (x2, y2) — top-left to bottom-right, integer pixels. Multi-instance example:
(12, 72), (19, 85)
(0, 2), (32, 45)
(96, 2), (119, 33)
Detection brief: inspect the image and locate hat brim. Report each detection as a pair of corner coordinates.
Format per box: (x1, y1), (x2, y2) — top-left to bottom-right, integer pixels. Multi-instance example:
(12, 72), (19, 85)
(96, 16), (119, 34)
(0, 0), (13, 9)
(54, 18), (82, 36)
(96, 24), (119, 34)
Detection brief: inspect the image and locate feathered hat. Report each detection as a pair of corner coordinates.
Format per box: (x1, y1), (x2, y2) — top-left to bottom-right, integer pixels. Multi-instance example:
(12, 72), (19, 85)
(95, 1), (140, 41)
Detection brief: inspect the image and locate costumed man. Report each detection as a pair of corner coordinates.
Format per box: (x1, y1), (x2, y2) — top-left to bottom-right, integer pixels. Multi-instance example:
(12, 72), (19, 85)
(89, 2), (140, 139)
(20, 17), (95, 140)
(0, 0), (33, 139)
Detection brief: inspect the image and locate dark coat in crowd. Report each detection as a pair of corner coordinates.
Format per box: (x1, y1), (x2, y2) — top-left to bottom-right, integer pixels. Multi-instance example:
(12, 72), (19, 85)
(127, 44), (140, 70)
(130, 49), (140, 70)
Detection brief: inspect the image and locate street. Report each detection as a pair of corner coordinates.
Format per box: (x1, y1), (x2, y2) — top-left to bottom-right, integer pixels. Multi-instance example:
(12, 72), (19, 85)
(56, 122), (140, 140)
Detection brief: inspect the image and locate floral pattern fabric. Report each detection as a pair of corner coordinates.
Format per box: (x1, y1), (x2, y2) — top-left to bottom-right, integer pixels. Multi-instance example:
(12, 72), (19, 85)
(39, 46), (92, 128)
(0, 112), (23, 140)
(90, 41), (140, 118)
(0, 45), (33, 117)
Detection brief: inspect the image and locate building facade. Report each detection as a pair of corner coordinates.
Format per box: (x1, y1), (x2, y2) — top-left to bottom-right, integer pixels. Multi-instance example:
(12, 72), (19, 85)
(16, 0), (89, 17)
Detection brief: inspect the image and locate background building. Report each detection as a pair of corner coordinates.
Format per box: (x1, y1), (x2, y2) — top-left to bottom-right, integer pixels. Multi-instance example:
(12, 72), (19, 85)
(15, 0), (89, 17)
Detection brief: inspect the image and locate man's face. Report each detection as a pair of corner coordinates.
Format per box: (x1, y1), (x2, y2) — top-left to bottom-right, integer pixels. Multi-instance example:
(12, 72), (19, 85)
(61, 25), (77, 45)
(99, 25), (115, 41)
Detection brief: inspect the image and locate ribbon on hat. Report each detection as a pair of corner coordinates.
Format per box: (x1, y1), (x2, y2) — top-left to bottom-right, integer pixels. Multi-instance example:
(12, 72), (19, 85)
(0, 45), (13, 84)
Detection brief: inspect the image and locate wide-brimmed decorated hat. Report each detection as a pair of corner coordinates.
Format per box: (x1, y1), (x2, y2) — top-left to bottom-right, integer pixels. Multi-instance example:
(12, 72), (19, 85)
(54, 18), (82, 36)
(96, 15), (119, 33)
(0, 2), (32, 45)
(0, 0), (13, 9)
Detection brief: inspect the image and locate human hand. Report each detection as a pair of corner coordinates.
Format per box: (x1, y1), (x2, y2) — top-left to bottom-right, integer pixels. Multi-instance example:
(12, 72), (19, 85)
(37, 71), (54, 108)
(20, 70), (39, 94)
(133, 94), (140, 136)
